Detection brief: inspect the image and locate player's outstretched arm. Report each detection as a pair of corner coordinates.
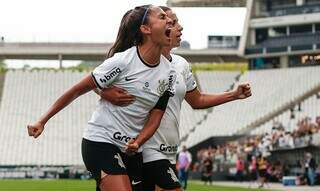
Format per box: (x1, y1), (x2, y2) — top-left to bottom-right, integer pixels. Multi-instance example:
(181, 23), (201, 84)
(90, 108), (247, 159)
(185, 83), (252, 109)
(27, 75), (97, 138)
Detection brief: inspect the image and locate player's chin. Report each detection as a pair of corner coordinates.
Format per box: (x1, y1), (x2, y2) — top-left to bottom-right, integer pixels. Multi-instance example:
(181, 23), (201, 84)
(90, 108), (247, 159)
(174, 40), (181, 48)
(163, 38), (172, 46)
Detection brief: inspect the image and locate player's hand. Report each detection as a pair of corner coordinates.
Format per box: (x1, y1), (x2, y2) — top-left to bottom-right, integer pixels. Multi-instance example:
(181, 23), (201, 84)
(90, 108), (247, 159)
(233, 83), (252, 99)
(100, 86), (135, 106)
(125, 139), (139, 155)
(27, 122), (45, 138)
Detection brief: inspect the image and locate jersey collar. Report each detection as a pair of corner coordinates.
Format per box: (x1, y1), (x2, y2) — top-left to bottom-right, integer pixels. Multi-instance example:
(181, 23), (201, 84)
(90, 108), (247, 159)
(136, 46), (160, 68)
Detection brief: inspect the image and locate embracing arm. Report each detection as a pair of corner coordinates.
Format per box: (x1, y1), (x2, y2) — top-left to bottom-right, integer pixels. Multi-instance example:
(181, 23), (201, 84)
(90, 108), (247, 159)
(27, 75), (97, 138)
(94, 86), (135, 106)
(126, 90), (171, 153)
(185, 83), (252, 109)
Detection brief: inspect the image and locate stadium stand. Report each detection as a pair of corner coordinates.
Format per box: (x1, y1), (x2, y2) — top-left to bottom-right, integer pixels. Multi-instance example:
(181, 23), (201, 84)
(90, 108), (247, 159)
(196, 71), (240, 92)
(180, 71), (240, 141)
(183, 66), (320, 147)
(251, 93), (320, 135)
(0, 69), (241, 166)
(0, 70), (97, 166)
(1, 66), (320, 168)
(0, 73), (5, 101)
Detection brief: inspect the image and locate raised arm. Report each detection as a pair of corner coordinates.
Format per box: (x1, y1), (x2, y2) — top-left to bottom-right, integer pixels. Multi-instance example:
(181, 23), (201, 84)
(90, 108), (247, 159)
(185, 83), (252, 109)
(27, 75), (97, 138)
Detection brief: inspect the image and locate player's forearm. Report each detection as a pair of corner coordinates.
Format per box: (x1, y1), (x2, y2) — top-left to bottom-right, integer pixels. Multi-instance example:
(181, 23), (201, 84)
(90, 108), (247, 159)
(198, 91), (236, 108)
(134, 109), (165, 147)
(186, 90), (237, 109)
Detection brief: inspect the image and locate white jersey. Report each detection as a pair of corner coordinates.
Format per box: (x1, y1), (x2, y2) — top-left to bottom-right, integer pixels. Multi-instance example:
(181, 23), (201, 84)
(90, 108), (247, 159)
(142, 54), (197, 164)
(83, 46), (176, 152)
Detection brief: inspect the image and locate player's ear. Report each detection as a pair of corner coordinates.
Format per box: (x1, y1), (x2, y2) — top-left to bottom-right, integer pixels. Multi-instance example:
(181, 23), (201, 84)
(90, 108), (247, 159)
(140, 25), (151, 35)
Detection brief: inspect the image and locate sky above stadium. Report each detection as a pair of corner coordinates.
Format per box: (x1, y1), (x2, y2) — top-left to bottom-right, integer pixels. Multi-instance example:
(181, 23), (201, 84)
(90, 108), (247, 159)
(0, 0), (246, 68)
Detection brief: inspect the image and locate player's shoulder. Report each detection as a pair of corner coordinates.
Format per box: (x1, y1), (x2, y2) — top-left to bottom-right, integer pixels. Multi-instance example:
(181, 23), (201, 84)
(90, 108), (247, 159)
(171, 54), (190, 68)
(101, 46), (136, 68)
(160, 54), (172, 66)
(111, 46), (136, 64)
(171, 54), (188, 63)
(171, 54), (192, 74)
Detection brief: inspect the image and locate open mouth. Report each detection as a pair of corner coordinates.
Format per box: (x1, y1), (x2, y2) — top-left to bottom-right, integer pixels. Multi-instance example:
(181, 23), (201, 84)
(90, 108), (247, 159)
(165, 28), (172, 38)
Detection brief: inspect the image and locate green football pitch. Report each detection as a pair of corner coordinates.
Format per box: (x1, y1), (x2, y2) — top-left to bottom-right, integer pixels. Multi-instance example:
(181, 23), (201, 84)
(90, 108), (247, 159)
(0, 179), (274, 191)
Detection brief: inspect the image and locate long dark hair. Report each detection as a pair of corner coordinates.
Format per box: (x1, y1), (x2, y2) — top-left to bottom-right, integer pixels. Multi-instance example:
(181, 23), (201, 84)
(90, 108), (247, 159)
(107, 5), (152, 58)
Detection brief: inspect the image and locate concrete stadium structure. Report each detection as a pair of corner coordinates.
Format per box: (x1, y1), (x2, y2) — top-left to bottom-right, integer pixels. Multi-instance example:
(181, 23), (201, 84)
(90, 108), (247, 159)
(243, 0), (320, 69)
(167, 0), (246, 7)
(0, 42), (244, 68)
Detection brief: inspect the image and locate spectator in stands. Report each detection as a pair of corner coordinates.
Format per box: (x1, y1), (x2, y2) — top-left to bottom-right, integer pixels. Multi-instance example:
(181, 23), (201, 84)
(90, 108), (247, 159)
(178, 146), (192, 190)
(97, 5), (252, 191)
(267, 161), (283, 182)
(316, 116), (320, 128)
(27, 5), (176, 191)
(193, 115), (320, 187)
(279, 132), (294, 149)
(257, 155), (268, 188)
(248, 156), (258, 187)
(235, 155), (245, 182)
(278, 134), (286, 148)
(304, 152), (317, 186)
(201, 156), (213, 185)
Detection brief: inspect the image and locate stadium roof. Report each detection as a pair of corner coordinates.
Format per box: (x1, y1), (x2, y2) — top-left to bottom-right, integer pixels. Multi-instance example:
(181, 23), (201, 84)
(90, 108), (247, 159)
(167, 0), (246, 7)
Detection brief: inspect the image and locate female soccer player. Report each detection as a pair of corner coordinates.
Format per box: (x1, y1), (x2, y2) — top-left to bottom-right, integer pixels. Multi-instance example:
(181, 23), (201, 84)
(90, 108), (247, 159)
(27, 5), (175, 191)
(98, 6), (252, 191)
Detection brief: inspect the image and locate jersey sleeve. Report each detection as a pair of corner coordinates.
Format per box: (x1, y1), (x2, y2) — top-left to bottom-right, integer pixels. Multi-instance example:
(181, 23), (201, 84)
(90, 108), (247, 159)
(91, 54), (126, 89)
(184, 61), (197, 92)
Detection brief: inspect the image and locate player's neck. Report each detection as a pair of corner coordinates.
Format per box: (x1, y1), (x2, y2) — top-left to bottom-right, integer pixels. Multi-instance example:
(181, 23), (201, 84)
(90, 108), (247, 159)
(138, 43), (162, 66)
(161, 47), (172, 61)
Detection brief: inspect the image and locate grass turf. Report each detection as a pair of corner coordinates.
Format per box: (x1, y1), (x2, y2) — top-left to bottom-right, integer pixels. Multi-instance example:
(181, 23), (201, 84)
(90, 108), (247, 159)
(0, 179), (275, 191)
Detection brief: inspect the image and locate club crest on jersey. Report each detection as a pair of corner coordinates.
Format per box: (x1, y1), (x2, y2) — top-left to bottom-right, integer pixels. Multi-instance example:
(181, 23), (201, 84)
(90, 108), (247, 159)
(157, 79), (168, 95)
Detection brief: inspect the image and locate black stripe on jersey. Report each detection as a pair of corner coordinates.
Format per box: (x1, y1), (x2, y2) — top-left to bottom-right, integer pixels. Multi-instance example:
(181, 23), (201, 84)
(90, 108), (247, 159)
(153, 90), (171, 111)
(136, 46), (159, 68)
(186, 86), (197, 93)
(91, 72), (103, 90)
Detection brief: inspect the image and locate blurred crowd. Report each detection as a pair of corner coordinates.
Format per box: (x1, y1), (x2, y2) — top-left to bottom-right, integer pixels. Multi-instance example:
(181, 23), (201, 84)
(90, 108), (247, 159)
(193, 115), (320, 187)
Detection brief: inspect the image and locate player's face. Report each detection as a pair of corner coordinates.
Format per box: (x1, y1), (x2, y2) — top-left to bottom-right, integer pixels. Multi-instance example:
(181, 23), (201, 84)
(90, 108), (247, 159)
(166, 10), (183, 48)
(143, 6), (173, 47)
